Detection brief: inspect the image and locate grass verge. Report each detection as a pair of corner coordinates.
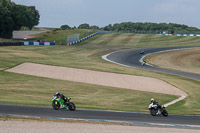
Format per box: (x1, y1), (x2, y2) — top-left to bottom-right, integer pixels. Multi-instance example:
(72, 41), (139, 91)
(144, 48), (200, 74)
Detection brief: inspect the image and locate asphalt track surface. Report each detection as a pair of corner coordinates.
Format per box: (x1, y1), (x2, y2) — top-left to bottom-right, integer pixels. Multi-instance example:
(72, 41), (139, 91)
(105, 46), (200, 80)
(0, 104), (200, 128)
(1, 46), (200, 129)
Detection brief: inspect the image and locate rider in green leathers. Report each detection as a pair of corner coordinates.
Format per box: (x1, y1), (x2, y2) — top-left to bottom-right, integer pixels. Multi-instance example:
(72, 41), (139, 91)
(54, 92), (68, 108)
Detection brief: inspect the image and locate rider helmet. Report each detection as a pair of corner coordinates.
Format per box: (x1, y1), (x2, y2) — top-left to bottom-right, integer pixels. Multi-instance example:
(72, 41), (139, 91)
(151, 98), (154, 102)
(56, 92), (61, 96)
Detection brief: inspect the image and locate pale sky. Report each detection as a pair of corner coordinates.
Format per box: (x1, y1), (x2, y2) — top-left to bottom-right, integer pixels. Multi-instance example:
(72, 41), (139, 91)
(11, 0), (200, 28)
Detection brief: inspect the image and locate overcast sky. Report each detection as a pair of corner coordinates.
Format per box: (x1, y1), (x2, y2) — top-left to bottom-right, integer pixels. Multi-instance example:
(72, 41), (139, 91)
(11, 0), (200, 28)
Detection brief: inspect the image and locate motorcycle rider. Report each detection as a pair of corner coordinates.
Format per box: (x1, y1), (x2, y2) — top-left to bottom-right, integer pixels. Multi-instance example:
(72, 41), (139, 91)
(140, 50), (144, 54)
(148, 98), (161, 115)
(142, 61), (146, 66)
(54, 92), (68, 108)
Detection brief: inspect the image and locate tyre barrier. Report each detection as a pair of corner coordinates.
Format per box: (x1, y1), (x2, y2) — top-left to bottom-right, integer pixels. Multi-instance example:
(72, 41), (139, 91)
(24, 42), (55, 46)
(161, 34), (200, 36)
(0, 42), (24, 46)
(67, 31), (109, 46)
(176, 34), (200, 36)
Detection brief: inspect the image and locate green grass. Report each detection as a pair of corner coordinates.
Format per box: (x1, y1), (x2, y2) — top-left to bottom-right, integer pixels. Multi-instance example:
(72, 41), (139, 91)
(0, 70), (176, 112)
(32, 29), (94, 44)
(0, 33), (200, 114)
(144, 48), (200, 74)
(80, 33), (200, 48)
(0, 38), (19, 42)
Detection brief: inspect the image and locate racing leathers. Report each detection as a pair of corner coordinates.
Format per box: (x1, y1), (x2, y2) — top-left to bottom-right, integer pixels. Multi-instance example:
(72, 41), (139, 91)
(148, 101), (161, 115)
(54, 93), (68, 107)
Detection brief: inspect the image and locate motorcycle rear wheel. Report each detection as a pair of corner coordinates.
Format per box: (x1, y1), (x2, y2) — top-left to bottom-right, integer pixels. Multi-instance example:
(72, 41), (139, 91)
(150, 109), (157, 116)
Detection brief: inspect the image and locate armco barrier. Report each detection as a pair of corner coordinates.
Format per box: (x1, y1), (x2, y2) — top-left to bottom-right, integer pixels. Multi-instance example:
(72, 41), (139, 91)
(24, 42), (55, 46)
(0, 42), (24, 46)
(67, 31), (109, 46)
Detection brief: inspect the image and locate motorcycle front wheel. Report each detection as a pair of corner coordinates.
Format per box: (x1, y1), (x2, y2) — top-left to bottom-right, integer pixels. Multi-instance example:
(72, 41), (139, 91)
(52, 102), (60, 110)
(68, 102), (76, 111)
(162, 110), (168, 117)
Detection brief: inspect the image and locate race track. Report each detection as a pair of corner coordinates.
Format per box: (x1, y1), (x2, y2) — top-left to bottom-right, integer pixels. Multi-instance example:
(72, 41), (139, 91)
(104, 46), (200, 80)
(0, 104), (200, 129)
(1, 46), (200, 129)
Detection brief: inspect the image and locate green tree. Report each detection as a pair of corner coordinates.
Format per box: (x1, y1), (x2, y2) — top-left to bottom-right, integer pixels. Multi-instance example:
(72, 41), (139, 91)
(103, 24), (113, 31)
(60, 24), (71, 30)
(102, 22), (200, 34)
(90, 25), (99, 30)
(78, 23), (90, 29)
(26, 6), (40, 30)
(0, 0), (40, 38)
(21, 6), (40, 30)
(0, 0), (14, 38)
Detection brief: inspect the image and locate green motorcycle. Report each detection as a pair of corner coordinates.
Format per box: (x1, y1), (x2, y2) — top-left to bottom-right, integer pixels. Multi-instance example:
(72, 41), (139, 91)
(52, 96), (76, 111)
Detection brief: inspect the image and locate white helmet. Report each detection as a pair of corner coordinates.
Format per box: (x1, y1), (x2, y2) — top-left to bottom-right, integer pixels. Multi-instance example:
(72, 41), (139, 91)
(56, 92), (61, 96)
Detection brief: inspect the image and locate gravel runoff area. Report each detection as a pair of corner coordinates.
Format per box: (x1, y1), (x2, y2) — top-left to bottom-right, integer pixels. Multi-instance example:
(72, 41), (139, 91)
(6, 62), (187, 107)
(1, 120), (199, 133)
(6, 62), (187, 97)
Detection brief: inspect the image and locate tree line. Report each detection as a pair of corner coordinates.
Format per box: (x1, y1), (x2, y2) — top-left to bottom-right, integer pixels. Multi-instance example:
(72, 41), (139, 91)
(61, 22), (200, 34)
(0, 0), (40, 38)
(61, 23), (100, 30)
(103, 22), (200, 34)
